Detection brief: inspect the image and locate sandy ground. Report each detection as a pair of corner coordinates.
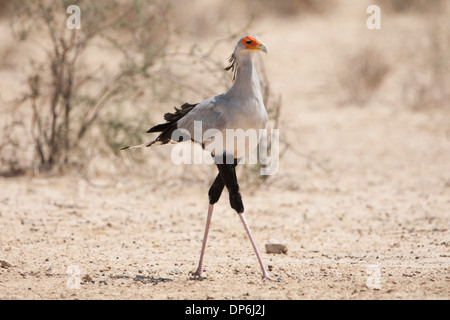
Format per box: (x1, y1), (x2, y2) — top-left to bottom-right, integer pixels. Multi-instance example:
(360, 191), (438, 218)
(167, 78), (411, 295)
(1, 1), (449, 300)
(1, 107), (448, 300)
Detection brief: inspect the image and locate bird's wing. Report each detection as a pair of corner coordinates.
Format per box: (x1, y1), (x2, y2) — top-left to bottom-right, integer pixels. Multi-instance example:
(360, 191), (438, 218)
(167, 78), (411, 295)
(176, 95), (230, 142)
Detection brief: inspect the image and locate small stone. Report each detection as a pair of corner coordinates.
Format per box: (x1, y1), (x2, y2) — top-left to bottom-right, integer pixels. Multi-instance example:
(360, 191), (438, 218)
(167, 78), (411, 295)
(0, 260), (12, 268)
(82, 274), (92, 282)
(265, 242), (288, 254)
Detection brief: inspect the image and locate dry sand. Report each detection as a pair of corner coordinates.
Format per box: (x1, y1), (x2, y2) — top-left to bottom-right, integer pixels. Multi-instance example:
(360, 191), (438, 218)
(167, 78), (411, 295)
(0, 1), (449, 299)
(1, 105), (448, 300)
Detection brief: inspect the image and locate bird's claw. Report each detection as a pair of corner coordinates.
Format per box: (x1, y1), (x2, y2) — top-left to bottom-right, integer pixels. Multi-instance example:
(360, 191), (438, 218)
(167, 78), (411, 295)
(262, 274), (281, 282)
(189, 270), (206, 281)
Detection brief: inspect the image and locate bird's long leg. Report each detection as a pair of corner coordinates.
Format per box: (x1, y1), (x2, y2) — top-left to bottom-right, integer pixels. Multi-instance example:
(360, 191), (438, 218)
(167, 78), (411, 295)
(193, 203), (214, 278)
(193, 173), (225, 278)
(238, 212), (279, 281)
(216, 155), (277, 281)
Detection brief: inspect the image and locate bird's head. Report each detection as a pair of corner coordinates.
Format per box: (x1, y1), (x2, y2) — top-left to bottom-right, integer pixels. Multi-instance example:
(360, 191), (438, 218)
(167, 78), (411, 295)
(225, 34), (267, 76)
(235, 34), (268, 55)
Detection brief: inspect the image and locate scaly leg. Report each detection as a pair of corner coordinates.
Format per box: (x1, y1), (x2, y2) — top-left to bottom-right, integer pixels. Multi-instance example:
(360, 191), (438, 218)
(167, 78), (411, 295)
(193, 203), (214, 277)
(238, 212), (279, 281)
(192, 172), (225, 278)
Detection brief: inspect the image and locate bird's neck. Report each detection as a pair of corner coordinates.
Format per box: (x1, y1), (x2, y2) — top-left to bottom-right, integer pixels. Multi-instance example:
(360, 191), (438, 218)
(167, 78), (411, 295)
(227, 54), (262, 99)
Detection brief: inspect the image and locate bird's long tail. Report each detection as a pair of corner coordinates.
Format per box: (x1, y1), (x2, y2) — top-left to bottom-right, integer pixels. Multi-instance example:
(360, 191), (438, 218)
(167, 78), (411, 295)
(120, 122), (175, 150)
(120, 102), (197, 151)
(119, 140), (158, 150)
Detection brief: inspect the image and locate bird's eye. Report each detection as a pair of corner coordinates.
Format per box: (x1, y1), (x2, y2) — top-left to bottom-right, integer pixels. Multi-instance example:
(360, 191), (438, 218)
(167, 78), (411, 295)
(246, 39), (252, 45)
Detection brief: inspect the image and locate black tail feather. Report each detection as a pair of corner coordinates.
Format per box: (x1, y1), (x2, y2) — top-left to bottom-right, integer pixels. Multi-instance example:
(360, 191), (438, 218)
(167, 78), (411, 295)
(144, 102), (198, 145)
(146, 122), (172, 133)
(147, 103), (197, 133)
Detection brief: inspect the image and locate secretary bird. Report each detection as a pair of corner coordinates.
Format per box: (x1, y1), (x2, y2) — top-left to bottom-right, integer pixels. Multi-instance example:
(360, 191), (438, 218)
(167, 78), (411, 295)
(121, 34), (277, 281)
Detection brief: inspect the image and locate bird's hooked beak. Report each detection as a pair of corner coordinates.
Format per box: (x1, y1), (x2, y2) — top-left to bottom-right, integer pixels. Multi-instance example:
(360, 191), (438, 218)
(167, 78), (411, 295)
(257, 43), (268, 54)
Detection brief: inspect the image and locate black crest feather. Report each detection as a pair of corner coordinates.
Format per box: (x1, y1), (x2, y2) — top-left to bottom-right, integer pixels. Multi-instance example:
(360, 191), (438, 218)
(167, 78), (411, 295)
(224, 53), (237, 81)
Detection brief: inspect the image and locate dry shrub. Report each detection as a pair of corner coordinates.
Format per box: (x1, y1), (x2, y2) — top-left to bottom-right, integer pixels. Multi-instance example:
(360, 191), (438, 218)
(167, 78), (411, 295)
(251, 0), (333, 16)
(5, 0), (172, 174)
(0, 0), (16, 18)
(0, 112), (26, 176)
(402, 18), (450, 111)
(376, 0), (446, 14)
(337, 46), (390, 106)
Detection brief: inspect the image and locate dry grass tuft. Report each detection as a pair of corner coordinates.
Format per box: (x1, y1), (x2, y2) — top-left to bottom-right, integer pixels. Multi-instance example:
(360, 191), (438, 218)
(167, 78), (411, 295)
(337, 46), (390, 106)
(2, 0), (174, 174)
(401, 12), (450, 111)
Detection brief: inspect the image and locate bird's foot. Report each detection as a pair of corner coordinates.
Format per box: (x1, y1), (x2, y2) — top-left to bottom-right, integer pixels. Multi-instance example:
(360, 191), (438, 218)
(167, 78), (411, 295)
(262, 271), (281, 282)
(189, 270), (206, 281)
(262, 268), (281, 282)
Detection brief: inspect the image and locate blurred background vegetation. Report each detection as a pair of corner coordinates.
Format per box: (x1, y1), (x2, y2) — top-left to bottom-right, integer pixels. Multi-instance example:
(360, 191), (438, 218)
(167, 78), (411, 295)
(0, 0), (448, 181)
